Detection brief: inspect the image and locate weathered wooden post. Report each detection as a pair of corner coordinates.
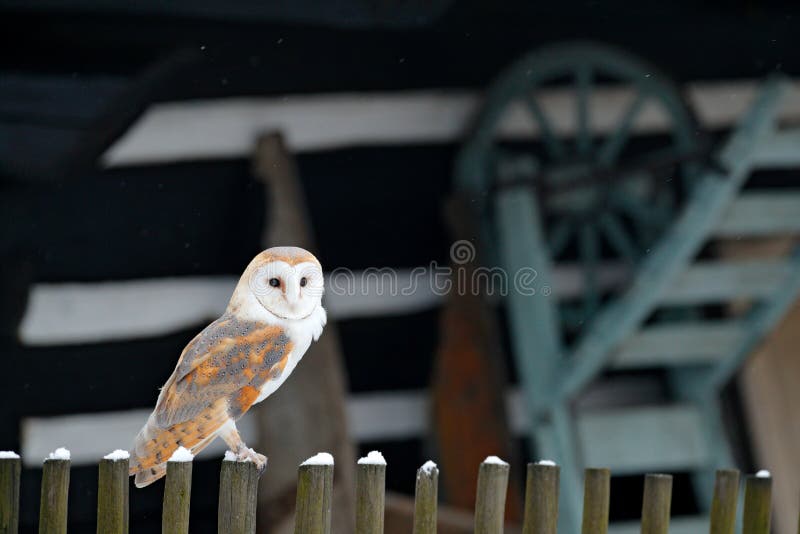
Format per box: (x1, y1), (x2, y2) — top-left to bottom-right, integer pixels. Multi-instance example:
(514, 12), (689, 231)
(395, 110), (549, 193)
(218, 455), (260, 534)
(39, 448), (70, 534)
(474, 456), (510, 534)
(294, 453), (334, 534)
(709, 469), (740, 534)
(742, 471), (772, 534)
(522, 461), (559, 534)
(356, 452), (386, 534)
(581, 468), (610, 534)
(253, 132), (356, 534)
(640, 474), (672, 534)
(162, 447), (194, 534)
(97, 450), (129, 534)
(0, 452), (20, 534)
(412, 461), (438, 534)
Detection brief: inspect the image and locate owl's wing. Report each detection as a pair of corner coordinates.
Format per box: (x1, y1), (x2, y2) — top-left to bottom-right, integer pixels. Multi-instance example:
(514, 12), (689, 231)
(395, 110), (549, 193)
(153, 315), (292, 428)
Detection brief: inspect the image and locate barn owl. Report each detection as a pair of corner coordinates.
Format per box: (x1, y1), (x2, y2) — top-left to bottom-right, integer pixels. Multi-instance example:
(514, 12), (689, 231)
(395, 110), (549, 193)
(129, 246), (326, 487)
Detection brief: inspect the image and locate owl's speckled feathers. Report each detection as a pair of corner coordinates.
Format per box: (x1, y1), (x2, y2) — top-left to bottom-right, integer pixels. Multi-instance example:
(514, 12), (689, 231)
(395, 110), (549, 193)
(129, 247), (326, 487)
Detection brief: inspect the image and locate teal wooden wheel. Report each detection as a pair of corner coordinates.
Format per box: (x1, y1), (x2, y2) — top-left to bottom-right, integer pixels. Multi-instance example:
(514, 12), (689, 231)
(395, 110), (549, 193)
(457, 42), (703, 326)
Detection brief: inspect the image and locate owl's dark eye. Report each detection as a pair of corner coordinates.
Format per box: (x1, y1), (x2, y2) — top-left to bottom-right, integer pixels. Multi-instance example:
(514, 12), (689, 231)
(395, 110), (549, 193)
(269, 278), (281, 288)
(300, 277), (308, 287)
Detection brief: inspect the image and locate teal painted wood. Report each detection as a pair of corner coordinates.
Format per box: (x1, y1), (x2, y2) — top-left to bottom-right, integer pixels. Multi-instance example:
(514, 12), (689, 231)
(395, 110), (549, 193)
(460, 68), (794, 534)
(455, 43), (703, 324)
(494, 184), (562, 412)
(551, 404), (583, 534)
(751, 129), (800, 168)
(575, 405), (707, 474)
(610, 320), (744, 369)
(715, 191), (800, 237)
(556, 77), (788, 402)
(660, 260), (791, 305)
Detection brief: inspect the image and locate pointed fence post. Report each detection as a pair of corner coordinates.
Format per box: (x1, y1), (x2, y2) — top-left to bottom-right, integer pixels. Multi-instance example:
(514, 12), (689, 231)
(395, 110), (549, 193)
(742, 472), (772, 534)
(356, 452), (386, 534)
(294, 453), (334, 534)
(218, 458), (260, 534)
(97, 451), (129, 534)
(709, 469), (740, 534)
(474, 456), (510, 534)
(522, 461), (559, 534)
(412, 461), (438, 534)
(0, 453), (21, 534)
(581, 468), (610, 534)
(39, 450), (70, 534)
(162, 448), (194, 534)
(640, 474), (672, 534)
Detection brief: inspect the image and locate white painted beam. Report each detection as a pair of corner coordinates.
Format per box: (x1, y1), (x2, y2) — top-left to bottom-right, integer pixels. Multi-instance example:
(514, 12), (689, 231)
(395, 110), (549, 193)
(19, 263), (628, 346)
(18, 270), (442, 346)
(103, 80), (800, 167)
(21, 377), (662, 466)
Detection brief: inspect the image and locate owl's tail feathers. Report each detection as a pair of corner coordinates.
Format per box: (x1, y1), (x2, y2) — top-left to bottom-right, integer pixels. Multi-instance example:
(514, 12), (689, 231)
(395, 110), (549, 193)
(129, 408), (227, 487)
(129, 415), (174, 488)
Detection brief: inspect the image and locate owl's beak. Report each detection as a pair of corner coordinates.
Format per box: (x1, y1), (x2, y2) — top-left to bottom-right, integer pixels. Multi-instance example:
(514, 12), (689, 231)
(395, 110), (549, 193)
(285, 277), (302, 309)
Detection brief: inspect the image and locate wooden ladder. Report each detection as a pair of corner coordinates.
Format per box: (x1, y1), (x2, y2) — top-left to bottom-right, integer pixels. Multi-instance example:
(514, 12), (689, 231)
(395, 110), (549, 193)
(491, 77), (800, 533)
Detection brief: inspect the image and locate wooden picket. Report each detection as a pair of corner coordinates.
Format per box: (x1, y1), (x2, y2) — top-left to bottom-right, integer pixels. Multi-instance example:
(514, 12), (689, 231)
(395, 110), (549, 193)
(0, 448), (795, 534)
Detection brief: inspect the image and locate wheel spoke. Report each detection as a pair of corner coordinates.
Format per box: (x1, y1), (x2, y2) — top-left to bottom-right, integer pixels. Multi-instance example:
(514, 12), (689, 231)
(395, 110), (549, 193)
(599, 213), (639, 264)
(575, 64), (593, 156)
(548, 219), (574, 257)
(524, 96), (566, 161)
(597, 90), (648, 166)
(614, 190), (670, 228)
(579, 224), (600, 319)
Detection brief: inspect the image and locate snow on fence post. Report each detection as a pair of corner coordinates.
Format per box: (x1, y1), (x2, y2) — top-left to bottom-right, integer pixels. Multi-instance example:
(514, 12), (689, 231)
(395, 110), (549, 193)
(640, 474), (672, 534)
(355, 452), (386, 534)
(162, 448), (194, 534)
(580, 468), (610, 534)
(474, 456), (510, 534)
(39, 449), (70, 534)
(522, 461), (559, 534)
(412, 461), (438, 534)
(742, 471), (772, 534)
(96, 450), (129, 534)
(709, 469), (740, 534)
(217, 454), (260, 534)
(294, 453), (334, 534)
(0, 452), (21, 534)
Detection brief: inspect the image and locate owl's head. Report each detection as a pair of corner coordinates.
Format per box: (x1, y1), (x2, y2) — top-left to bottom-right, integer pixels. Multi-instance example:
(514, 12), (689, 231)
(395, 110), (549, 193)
(232, 246), (325, 322)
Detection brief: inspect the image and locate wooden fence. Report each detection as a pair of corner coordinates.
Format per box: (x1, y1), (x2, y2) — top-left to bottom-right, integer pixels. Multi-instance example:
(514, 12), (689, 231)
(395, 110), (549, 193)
(0, 451), (790, 534)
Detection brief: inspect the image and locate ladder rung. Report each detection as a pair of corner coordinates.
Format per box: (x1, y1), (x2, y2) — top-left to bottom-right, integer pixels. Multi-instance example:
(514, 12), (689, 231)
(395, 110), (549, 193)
(610, 320), (744, 369)
(715, 190), (800, 237)
(576, 405), (708, 474)
(660, 260), (790, 305)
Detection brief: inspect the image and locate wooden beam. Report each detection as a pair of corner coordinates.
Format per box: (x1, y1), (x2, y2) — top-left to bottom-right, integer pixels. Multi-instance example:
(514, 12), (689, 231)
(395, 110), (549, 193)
(431, 195), (522, 520)
(252, 132), (356, 534)
(103, 80), (800, 167)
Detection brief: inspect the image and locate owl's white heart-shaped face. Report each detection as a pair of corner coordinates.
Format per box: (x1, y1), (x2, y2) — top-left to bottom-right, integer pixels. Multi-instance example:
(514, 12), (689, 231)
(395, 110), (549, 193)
(248, 260), (324, 320)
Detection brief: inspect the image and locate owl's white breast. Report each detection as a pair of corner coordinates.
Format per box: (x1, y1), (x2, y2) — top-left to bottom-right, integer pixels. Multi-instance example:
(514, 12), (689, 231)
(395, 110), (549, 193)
(253, 304), (327, 404)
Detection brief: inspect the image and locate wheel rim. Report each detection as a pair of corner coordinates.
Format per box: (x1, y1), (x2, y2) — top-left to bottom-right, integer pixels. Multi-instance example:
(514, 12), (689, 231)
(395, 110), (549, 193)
(457, 42), (704, 327)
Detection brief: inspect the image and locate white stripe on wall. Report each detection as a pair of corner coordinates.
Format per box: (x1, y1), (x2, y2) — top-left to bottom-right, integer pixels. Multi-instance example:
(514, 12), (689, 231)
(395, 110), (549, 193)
(20, 409), (257, 467)
(18, 270), (442, 346)
(19, 264), (626, 346)
(21, 377), (661, 466)
(103, 80), (800, 167)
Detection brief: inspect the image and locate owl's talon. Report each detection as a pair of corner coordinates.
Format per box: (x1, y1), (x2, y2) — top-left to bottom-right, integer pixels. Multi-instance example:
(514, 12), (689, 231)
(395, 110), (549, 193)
(236, 447), (268, 474)
(254, 453), (267, 475)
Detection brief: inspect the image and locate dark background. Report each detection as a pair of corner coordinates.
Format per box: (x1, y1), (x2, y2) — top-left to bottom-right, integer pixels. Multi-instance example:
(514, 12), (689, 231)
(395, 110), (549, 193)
(1, 1), (798, 531)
